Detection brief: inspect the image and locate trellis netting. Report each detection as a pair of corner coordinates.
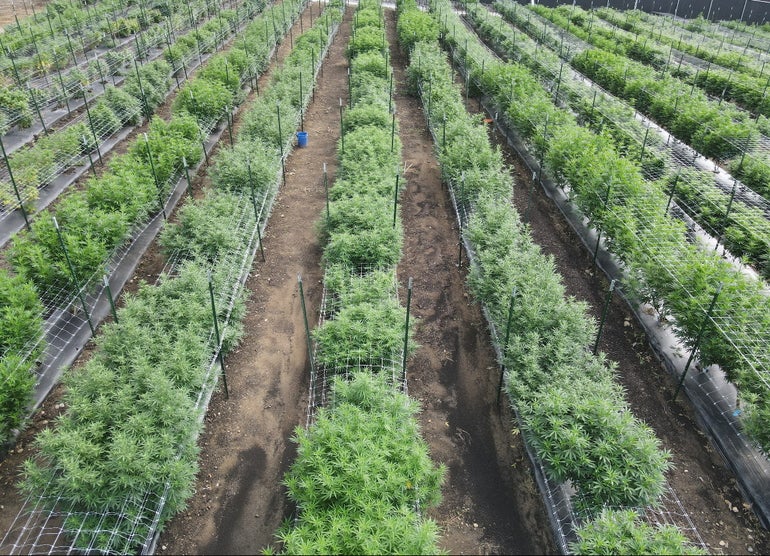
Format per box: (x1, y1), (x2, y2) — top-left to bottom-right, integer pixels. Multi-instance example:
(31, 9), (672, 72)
(436, 0), (770, 531)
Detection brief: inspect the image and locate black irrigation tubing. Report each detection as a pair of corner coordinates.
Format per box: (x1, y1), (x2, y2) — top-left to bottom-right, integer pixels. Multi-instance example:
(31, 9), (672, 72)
(11, 0), (303, 438)
(0, 2), (268, 248)
(0, 0), (254, 158)
(442, 25), (770, 531)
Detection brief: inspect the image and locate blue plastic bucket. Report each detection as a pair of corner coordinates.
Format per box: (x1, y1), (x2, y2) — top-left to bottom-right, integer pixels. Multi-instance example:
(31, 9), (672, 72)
(297, 131), (308, 147)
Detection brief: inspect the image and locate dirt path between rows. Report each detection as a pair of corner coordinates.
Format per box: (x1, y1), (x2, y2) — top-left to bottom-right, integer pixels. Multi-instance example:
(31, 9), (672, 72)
(386, 11), (555, 555)
(158, 4), (349, 554)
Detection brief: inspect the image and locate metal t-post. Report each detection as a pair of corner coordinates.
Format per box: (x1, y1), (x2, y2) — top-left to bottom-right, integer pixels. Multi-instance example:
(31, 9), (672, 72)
(0, 136), (31, 231)
(144, 133), (167, 220)
(498, 287), (518, 403)
(53, 216), (95, 335)
(392, 174), (400, 228)
(298, 275), (316, 377)
(674, 283), (723, 400)
(247, 159), (266, 262)
(208, 271), (229, 399)
(401, 277), (413, 389)
(593, 279), (616, 355)
(103, 275), (119, 323)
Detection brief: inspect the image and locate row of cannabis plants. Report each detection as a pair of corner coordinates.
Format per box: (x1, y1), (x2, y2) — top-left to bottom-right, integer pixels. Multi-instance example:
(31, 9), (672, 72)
(0, 0), (157, 77)
(515, 1), (770, 200)
(0, 0), (265, 211)
(0, 0), (302, 446)
(533, 3), (770, 118)
(13, 1), (343, 552)
(405, 0), (705, 552)
(0, 0), (223, 135)
(467, 2), (770, 281)
(440, 1), (770, 452)
(275, 3), (446, 553)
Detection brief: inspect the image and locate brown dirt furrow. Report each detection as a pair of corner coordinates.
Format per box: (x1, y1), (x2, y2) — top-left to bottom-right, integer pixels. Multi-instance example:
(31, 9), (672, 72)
(386, 11), (555, 556)
(158, 4), (351, 554)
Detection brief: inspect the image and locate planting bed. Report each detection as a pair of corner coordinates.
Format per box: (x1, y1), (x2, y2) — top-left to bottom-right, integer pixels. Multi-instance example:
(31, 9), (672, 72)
(0, 2), (770, 555)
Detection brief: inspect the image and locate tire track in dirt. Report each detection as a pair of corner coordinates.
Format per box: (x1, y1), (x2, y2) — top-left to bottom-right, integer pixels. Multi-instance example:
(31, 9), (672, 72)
(386, 10), (555, 556)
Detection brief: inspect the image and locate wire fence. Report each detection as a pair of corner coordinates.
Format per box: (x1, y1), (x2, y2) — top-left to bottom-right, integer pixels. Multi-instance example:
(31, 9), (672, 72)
(0, 0), (268, 225)
(470, 3), (770, 283)
(502, 1), (770, 197)
(0, 0), (296, 427)
(0, 0), (262, 154)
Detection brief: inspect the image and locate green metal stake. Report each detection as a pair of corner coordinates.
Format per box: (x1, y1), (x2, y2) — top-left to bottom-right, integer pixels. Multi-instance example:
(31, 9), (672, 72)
(82, 135), (96, 176)
(388, 72), (393, 114)
(347, 67), (351, 108)
(247, 159), (266, 262)
(674, 283), (723, 400)
(497, 287), (518, 403)
(226, 105), (234, 147)
(442, 115), (447, 149)
(392, 173), (400, 228)
(524, 171), (537, 223)
(55, 64), (71, 116)
(299, 70), (304, 131)
(298, 275), (316, 377)
(208, 271), (229, 399)
(592, 180), (613, 270)
(81, 88), (102, 165)
(666, 172), (679, 214)
(401, 277), (413, 389)
(339, 98), (344, 154)
(53, 216), (95, 335)
(103, 275), (118, 323)
(639, 123), (650, 166)
(133, 58), (151, 119)
(716, 178), (739, 252)
(276, 102), (285, 185)
(0, 136), (31, 231)
(592, 279), (616, 355)
(311, 50), (317, 101)
(144, 133), (166, 220)
(27, 83), (48, 135)
(183, 156), (193, 197)
(391, 111), (396, 153)
(323, 162), (330, 225)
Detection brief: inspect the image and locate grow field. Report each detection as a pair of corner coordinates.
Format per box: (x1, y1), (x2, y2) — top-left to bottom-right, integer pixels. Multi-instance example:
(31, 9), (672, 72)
(1, 2), (770, 555)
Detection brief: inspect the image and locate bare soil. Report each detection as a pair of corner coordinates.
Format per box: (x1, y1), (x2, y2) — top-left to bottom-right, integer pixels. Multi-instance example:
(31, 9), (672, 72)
(1, 3), (770, 556)
(0, 0), (49, 26)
